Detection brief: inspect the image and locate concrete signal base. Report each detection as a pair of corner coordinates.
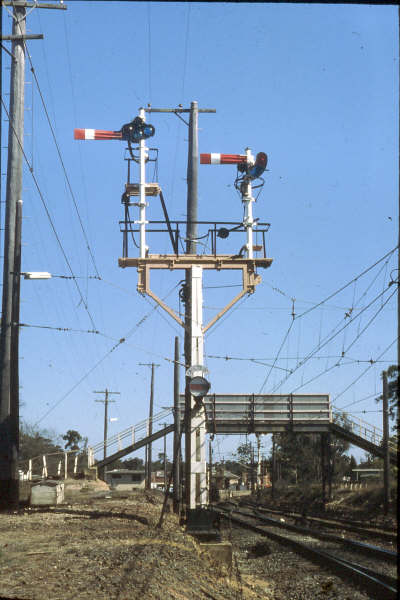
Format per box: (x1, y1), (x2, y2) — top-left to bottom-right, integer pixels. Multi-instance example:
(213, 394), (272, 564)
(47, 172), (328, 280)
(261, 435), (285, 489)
(199, 541), (233, 573)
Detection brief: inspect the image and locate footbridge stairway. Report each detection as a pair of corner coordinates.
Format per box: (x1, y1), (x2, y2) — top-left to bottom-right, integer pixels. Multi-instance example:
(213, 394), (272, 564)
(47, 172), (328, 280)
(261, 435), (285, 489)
(329, 416), (397, 465)
(87, 408), (175, 470)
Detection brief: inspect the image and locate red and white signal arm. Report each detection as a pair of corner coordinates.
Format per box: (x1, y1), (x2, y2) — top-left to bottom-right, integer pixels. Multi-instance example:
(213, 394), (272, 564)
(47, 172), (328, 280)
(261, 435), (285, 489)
(200, 153), (247, 165)
(189, 376), (211, 398)
(74, 129), (122, 140)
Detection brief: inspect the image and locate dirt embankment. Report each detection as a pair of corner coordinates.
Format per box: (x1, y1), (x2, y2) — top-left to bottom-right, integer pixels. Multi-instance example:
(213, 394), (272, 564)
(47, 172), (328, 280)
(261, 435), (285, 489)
(0, 487), (244, 600)
(255, 483), (397, 529)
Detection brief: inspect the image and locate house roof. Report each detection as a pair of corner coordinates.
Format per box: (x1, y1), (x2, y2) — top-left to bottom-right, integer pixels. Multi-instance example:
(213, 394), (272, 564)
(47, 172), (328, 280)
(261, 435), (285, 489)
(212, 469), (239, 479)
(106, 469), (145, 474)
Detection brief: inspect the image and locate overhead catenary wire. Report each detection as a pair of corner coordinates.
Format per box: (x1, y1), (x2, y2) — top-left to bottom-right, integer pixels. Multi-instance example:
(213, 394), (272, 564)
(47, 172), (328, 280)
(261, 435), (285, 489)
(260, 249), (396, 312)
(284, 286), (397, 396)
(337, 392), (382, 411)
(334, 338), (398, 406)
(0, 97), (98, 330)
(258, 319), (294, 394)
(269, 283), (395, 394)
(34, 281), (184, 424)
(225, 248), (397, 402)
(18, 323), (101, 335)
(206, 354), (393, 363)
(295, 245), (398, 320)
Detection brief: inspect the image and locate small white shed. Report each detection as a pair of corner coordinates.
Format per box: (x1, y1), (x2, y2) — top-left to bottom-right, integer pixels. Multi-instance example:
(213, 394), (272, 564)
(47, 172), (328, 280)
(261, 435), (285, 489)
(105, 469), (146, 490)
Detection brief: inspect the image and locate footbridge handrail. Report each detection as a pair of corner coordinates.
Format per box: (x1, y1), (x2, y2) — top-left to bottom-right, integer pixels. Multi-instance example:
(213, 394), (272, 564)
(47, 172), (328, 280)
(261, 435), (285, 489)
(87, 407), (174, 466)
(333, 410), (396, 453)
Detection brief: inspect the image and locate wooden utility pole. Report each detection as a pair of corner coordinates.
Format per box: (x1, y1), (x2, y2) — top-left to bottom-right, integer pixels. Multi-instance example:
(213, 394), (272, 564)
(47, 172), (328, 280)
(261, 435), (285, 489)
(250, 442), (255, 493)
(173, 336), (180, 513)
(163, 422), (167, 490)
(256, 434), (261, 491)
(93, 389), (120, 467)
(321, 432), (327, 508)
(208, 435), (213, 500)
(139, 362), (159, 489)
(382, 370), (390, 515)
(0, 0), (66, 510)
(327, 432), (333, 501)
(271, 434), (276, 501)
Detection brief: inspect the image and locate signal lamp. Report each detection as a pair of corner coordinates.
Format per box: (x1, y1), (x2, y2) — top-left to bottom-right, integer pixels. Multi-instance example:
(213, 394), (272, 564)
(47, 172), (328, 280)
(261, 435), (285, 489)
(217, 228), (229, 239)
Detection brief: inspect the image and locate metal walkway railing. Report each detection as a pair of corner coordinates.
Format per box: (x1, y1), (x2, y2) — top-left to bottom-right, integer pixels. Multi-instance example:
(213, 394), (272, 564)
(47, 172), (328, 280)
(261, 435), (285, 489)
(332, 410), (397, 455)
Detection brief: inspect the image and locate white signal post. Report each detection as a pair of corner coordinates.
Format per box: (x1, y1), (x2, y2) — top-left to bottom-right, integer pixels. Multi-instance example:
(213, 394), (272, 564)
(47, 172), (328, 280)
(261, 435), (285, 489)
(189, 266), (207, 507)
(200, 149), (258, 259)
(138, 108), (148, 259)
(243, 147), (255, 259)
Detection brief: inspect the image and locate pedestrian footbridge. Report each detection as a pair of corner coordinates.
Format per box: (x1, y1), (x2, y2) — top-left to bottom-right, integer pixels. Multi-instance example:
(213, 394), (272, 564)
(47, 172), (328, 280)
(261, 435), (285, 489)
(86, 394), (396, 469)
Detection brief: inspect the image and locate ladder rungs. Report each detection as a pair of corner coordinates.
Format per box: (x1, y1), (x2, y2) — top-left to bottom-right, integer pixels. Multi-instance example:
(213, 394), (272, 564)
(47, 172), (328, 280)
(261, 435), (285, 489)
(125, 183), (160, 197)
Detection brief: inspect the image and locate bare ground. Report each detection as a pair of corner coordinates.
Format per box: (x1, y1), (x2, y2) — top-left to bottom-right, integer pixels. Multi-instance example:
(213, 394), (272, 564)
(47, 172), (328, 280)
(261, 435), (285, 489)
(0, 481), (396, 600)
(0, 485), (248, 600)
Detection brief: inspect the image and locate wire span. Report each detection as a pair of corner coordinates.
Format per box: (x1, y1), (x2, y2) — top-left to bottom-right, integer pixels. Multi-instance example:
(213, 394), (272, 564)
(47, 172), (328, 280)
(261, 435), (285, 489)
(0, 97), (98, 331)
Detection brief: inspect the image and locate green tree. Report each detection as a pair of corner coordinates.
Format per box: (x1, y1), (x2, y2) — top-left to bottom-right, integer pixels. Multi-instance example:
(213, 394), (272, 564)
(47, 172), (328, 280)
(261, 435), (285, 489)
(347, 455), (357, 482)
(330, 413), (351, 482)
(122, 457), (145, 470)
(375, 365), (399, 425)
(62, 429), (83, 451)
(233, 442), (253, 466)
(19, 422), (62, 461)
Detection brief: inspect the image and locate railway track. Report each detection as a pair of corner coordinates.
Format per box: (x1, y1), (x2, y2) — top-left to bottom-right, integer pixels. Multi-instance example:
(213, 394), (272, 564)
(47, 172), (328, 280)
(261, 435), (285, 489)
(238, 500), (397, 544)
(216, 504), (397, 600)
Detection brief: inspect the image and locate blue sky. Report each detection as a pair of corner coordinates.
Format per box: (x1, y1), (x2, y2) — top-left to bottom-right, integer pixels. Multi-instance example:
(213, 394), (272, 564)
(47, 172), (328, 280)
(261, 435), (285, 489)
(1, 2), (398, 465)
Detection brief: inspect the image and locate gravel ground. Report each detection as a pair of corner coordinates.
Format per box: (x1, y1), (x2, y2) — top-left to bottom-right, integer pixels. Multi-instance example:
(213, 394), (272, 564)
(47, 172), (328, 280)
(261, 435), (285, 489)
(0, 488), (393, 599)
(222, 519), (375, 600)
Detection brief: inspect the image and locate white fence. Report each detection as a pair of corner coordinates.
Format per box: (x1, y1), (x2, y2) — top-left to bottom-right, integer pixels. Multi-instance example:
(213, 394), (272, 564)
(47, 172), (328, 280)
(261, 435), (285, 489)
(19, 450), (82, 480)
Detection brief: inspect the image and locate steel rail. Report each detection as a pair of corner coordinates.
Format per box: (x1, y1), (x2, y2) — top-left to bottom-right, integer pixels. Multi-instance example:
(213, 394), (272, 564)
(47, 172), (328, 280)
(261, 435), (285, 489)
(241, 501), (397, 543)
(240, 506), (397, 563)
(215, 507), (397, 600)
(329, 554), (398, 589)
